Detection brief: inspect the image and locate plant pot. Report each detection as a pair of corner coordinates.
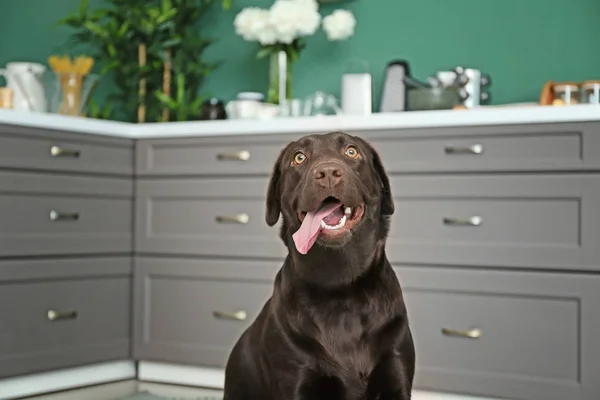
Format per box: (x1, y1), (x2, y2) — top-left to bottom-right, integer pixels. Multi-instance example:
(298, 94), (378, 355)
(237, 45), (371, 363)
(267, 50), (293, 105)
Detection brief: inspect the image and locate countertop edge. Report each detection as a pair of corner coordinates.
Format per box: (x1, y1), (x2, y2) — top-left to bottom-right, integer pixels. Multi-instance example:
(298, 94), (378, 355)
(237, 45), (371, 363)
(1, 105), (600, 139)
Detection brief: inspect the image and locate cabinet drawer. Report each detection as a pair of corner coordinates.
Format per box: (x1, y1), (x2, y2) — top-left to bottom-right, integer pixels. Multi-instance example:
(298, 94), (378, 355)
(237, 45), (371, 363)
(386, 174), (600, 270)
(133, 257), (279, 366)
(0, 194), (132, 257)
(136, 136), (290, 176)
(0, 133), (133, 176)
(0, 276), (131, 378)
(360, 122), (600, 173)
(135, 178), (285, 258)
(397, 266), (600, 400)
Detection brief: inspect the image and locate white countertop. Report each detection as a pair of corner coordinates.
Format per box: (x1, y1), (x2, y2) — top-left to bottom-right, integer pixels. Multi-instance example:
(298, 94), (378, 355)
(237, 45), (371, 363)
(1, 104), (600, 139)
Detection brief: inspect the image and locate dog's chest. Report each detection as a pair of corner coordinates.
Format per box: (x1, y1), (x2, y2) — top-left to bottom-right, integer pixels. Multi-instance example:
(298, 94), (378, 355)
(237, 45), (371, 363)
(314, 309), (381, 376)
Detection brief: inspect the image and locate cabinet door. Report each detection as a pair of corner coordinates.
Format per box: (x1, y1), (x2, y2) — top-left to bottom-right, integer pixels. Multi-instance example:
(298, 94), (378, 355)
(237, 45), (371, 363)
(360, 121), (600, 173)
(133, 257), (280, 367)
(0, 129), (133, 176)
(135, 178), (286, 258)
(386, 174), (600, 270)
(396, 266), (600, 400)
(0, 258), (131, 378)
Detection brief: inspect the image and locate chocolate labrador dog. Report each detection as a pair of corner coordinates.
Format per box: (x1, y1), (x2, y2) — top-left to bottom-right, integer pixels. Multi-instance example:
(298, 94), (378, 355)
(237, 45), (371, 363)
(223, 131), (415, 400)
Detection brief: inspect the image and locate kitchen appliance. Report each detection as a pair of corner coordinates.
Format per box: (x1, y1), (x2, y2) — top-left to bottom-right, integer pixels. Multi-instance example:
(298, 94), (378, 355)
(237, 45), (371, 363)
(407, 87), (460, 111)
(341, 59), (373, 115)
(452, 66), (492, 108)
(379, 60), (410, 112)
(0, 62), (47, 112)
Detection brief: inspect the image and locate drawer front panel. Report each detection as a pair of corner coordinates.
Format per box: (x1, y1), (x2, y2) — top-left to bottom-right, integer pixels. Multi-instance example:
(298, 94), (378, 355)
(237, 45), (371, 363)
(0, 171), (133, 197)
(0, 277), (131, 378)
(386, 174), (600, 269)
(0, 134), (133, 176)
(358, 121), (600, 172)
(136, 138), (289, 176)
(369, 132), (582, 172)
(397, 266), (600, 400)
(135, 179), (285, 257)
(0, 194), (132, 256)
(133, 257), (278, 366)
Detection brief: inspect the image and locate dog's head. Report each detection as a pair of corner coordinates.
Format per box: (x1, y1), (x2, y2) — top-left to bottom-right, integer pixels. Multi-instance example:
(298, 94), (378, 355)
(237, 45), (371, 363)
(266, 131), (393, 256)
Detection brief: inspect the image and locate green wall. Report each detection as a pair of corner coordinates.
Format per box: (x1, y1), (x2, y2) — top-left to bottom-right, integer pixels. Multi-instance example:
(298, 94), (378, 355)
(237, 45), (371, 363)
(1, 0), (599, 116)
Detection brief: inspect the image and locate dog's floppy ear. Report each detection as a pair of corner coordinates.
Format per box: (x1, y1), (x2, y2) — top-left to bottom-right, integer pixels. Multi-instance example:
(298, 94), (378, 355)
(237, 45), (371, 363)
(265, 147), (286, 226)
(360, 138), (394, 215)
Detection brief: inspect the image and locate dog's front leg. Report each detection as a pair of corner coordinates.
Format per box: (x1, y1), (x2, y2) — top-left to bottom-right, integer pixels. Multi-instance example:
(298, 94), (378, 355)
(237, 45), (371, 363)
(366, 354), (412, 400)
(294, 368), (346, 400)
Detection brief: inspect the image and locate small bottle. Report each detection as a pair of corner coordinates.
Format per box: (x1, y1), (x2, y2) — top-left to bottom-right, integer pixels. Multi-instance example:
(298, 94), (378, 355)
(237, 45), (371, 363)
(552, 83), (580, 105)
(581, 81), (600, 104)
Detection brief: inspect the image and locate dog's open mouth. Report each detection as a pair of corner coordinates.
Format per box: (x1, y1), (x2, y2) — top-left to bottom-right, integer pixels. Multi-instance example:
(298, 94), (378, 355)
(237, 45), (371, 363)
(292, 196), (365, 254)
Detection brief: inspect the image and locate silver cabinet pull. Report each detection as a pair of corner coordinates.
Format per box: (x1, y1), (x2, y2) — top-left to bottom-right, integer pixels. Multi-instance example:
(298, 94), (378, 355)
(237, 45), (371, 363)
(444, 144), (483, 155)
(441, 327), (482, 339)
(215, 213), (249, 224)
(216, 150), (250, 161)
(50, 145), (81, 158)
(47, 309), (78, 321)
(49, 210), (80, 221)
(443, 216), (482, 226)
(213, 310), (247, 321)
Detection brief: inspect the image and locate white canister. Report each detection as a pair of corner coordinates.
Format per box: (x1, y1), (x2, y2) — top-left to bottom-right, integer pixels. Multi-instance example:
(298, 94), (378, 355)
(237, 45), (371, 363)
(341, 73), (372, 115)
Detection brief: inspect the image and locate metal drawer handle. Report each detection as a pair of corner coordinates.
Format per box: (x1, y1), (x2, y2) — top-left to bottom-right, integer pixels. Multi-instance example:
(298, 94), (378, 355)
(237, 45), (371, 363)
(213, 310), (247, 321)
(443, 216), (482, 226)
(215, 213), (250, 224)
(47, 309), (78, 321)
(442, 327), (482, 339)
(50, 145), (81, 158)
(216, 150), (250, 161)
(444, 144), (483, 155)
(50, 210), (80, 221)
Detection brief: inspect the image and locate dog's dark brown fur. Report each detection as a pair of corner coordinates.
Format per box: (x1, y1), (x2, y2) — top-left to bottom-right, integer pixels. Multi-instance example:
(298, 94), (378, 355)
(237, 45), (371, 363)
(223, 131), (415, 400)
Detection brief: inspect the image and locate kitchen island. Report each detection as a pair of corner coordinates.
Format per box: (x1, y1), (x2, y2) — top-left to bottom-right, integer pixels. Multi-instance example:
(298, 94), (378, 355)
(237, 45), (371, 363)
(1, 105), (600, 400)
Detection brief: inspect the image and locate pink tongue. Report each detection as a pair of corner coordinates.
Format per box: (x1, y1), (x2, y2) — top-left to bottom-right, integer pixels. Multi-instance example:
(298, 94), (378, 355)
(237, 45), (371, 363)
(292, 201), (342, 254)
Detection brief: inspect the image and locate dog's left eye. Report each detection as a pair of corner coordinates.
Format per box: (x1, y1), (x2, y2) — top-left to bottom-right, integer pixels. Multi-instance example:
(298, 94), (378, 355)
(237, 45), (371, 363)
(293, 152), (307, 165)
(344, 146), (360, 159)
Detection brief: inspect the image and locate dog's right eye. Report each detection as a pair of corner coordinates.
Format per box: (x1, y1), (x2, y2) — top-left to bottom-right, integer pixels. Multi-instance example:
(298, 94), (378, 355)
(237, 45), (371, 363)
(293, 152), (307, 165)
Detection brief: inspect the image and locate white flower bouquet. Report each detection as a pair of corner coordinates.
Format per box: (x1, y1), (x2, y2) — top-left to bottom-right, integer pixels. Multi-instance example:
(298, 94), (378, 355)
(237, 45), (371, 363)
(234, 0), (356, 104)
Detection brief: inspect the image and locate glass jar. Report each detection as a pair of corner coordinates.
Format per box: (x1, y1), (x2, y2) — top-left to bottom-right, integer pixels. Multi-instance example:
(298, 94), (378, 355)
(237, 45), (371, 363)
(552, 83), (580, 105)
(581, 80), (600, 104)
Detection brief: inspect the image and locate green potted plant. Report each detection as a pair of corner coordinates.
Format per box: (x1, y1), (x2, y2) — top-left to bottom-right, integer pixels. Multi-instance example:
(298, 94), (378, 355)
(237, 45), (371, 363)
(57, 0), (229, 122)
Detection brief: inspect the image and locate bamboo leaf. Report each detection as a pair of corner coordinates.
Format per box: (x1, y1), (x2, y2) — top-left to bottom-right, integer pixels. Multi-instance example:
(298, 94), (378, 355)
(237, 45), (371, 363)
(155, 91), (177, 109)
(79, 0), (89, 17)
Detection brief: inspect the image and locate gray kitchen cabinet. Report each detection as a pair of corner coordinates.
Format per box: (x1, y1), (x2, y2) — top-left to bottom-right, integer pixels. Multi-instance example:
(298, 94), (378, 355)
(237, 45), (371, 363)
(0, 258), (132, 378)
(132, 257), (279, 367)
(396, 266), (600, 400)
(385, 174), (600, 270)
(0, 125), (133, 176)
(3, 119), (600, 400)
(0, 126), (135, 380)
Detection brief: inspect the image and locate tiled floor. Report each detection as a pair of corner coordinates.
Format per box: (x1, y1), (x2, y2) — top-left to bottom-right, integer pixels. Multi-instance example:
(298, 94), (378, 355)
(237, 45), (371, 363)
(21, 380), (503, 400)
(21, 381), (224, 400)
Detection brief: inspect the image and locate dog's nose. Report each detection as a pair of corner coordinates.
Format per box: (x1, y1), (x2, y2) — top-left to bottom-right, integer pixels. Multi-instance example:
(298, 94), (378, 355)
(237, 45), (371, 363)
(313, 162), (343, 187)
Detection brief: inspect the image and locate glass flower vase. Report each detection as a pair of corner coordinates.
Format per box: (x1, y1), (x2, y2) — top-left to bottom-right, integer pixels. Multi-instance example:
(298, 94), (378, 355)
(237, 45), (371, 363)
(267, 50), (293, 104)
